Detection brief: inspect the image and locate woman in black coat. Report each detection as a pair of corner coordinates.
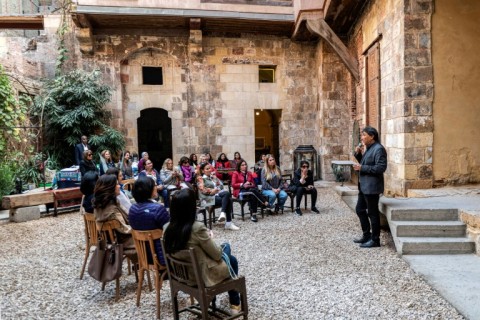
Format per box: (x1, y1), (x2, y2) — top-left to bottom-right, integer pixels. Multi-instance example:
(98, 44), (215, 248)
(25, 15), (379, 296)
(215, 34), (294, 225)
(80, 150), (97, 177)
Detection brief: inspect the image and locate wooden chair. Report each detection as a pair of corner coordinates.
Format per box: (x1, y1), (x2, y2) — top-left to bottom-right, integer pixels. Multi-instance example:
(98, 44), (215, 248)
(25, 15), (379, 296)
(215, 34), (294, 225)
(80, 212), (98, 280)
(161, 240), (248, 320)
(97, 219), (138, 301)
(192, 183), (217, 229)
(131, 229), (168, 320)
(281, 174), (295, 212)
(227, 182), (264, 221)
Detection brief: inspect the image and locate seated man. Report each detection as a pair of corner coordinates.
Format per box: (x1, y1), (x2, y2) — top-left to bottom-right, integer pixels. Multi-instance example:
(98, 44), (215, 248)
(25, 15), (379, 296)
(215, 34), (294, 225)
(292, 160), (319, 215)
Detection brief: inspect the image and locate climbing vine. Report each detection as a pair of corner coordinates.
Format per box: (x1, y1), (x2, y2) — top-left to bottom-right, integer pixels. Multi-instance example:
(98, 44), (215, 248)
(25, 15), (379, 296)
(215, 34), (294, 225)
(55, 0), (73, 75)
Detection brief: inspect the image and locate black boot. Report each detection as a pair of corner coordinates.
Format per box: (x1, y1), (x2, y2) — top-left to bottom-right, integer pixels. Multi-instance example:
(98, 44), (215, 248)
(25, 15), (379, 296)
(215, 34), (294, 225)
(360, 239), (380, 248)
(353, 235), (371, 244)
(295, 208), (302, 216)
(250, 214), (258, 222)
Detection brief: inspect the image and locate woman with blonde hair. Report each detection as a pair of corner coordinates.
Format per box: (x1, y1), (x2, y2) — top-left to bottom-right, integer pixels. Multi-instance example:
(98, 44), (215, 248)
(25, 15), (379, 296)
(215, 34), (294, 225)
(261, 154), (288, 213)
(99, 149), (115, 176)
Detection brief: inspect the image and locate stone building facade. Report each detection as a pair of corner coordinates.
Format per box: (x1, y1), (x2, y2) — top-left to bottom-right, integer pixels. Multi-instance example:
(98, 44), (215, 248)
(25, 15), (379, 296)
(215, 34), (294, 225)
(1, 0), (479, 196)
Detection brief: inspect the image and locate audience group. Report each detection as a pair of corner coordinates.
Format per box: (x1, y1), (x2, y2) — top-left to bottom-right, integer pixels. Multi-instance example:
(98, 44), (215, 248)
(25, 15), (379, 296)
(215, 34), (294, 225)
(78, 135), (320, 314)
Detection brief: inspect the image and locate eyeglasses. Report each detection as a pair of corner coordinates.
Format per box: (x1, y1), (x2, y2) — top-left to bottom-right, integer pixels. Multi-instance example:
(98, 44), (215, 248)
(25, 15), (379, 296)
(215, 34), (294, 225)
(301, 165), (309, 168)
(87, 153), (92, 156)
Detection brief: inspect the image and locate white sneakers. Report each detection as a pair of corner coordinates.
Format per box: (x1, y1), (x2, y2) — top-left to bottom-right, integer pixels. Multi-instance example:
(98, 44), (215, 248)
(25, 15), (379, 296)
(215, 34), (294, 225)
(218, 212), (226, 223)
(225, 222), (240, 231)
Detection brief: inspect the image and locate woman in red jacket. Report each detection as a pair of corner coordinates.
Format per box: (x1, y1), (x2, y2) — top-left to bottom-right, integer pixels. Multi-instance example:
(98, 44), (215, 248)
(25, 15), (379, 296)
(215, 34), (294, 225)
(231, 160), (267, 223)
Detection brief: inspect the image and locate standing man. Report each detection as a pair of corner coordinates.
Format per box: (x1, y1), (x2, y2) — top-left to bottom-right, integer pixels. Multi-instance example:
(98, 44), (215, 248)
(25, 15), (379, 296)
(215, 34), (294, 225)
(292, 160), (319, 215)
(352, 126), (387, 248)
(75, 135), (90, 165)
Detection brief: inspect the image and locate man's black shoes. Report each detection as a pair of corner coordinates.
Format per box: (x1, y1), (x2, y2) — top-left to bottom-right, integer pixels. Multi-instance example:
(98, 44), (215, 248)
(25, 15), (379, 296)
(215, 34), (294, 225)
(359, 239), (380, 248)
(353, 235), (371, 244)
(295, 208), (302, 216)
(311, 207), (320, 214)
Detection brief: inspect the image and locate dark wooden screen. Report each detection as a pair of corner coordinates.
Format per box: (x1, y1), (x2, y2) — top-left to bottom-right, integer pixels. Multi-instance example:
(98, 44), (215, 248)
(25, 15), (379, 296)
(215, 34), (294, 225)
(365, 42), (380, 133)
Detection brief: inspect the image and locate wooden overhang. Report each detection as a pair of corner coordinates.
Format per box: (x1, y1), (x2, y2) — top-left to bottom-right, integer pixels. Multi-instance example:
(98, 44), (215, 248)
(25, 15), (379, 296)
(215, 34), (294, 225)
(71, 5), (295, 36)
(0, 15), (44, 30)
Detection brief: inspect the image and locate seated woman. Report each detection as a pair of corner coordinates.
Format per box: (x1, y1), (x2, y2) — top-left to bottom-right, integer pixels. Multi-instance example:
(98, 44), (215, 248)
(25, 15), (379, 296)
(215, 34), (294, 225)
(118, 150), (133, 179)
(163, 188), (242, 314)
(232, 151), (243, 168)
(231, 160), (267, 223)
(189, 153), (198, 167)
(261, 154), (288, 213)
(197, 162), (239, 231)
(177, 156), (196, 185)
(128, 176), (170, 265)
(93, 175), (135, 256)
(80, 150), (97, 177)
(80, 171), (99, 214)
(99, 149), (115, 176)
(138, 159), (166, 203)
(293, 160), (319, 215)
(160, 158), (185, 207)
(106, 167), (132, 213)
(215, 153), (232, 181)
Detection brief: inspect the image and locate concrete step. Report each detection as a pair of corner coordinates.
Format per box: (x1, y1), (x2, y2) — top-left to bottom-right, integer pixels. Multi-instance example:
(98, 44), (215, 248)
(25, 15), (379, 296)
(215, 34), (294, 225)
(390, 221), (466, 238)
(387, 208), (458, 221)
(395, 237), (475, 255)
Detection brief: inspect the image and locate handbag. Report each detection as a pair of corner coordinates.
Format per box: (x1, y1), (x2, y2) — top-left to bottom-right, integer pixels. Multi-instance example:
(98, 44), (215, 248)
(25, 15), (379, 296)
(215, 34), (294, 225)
(88, 236), (123, 283)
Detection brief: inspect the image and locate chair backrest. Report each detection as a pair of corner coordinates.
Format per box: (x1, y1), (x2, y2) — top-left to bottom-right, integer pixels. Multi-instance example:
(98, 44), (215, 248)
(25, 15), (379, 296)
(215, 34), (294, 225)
(98, 219), (122, 244)
(132, 229), (164, 271)
(161, 239), (205, 290)
(83, 213), (98, 247)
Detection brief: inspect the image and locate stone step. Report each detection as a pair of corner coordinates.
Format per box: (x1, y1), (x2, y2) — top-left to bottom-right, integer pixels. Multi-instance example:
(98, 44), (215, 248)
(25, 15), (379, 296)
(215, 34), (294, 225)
(390, 221), (466, 238)
(395, 237), (475, 255)
(387, 208), (458, 221)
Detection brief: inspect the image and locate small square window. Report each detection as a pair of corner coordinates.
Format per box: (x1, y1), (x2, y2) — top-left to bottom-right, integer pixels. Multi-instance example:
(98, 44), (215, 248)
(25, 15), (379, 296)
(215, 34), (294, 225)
(142, 66), (163, 85)
(259, 66), (276, 83)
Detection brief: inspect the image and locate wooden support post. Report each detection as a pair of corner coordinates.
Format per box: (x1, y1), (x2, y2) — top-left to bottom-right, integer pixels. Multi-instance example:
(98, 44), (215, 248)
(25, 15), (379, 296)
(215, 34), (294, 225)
(306, 18), (359, 81)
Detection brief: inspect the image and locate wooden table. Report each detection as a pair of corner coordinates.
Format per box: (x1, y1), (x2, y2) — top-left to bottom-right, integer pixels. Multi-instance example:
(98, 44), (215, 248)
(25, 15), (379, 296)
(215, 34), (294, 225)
(2, 187), (83, 217)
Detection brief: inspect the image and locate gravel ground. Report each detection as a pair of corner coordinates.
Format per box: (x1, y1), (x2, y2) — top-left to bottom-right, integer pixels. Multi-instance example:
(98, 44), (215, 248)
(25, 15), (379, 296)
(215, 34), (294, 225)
(0, 186), (464, 319)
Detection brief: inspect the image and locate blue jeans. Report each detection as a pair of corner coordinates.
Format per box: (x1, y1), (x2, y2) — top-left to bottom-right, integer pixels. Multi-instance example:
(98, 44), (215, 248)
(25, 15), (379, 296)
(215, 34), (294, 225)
(262, 189), (288, 209)
(221, 243), (240, 306)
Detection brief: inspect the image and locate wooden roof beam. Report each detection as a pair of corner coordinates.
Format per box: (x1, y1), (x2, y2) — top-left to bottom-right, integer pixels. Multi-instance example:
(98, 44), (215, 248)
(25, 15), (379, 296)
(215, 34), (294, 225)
(0, 16), (44, 30)
(306, 17), (359, 81)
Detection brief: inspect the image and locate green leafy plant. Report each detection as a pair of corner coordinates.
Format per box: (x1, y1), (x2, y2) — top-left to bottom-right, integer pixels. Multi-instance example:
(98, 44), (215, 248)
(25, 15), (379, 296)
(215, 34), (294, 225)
(32, 69), (125, 168)
(0, 66), (30, 154)
(0, 161), (16, 202)
(16, 153), (44, 187)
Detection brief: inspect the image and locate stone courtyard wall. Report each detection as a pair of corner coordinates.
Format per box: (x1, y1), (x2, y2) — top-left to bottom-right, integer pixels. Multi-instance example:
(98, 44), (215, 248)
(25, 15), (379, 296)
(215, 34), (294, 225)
(83, 31), (318, 167)
(348, 0), (434, 196)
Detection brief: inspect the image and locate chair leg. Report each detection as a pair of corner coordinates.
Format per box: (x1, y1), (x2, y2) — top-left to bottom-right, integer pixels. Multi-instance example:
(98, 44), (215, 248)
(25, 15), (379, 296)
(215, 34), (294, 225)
(172, 292), (180, 320)
(304, 193), (308, 210)
(115, 278), (120, 301)
(79, 245), (90, 279)
(136, 269), (145, 307)
(127, 257), (132, 275)
(155, 271), (160, 319)
(147, 269), (153, 291)
(240, 203), (245, 221)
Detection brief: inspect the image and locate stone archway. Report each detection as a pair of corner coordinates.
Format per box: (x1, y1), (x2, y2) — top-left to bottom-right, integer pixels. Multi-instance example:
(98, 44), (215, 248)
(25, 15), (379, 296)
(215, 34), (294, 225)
(137, 108), (172, 171)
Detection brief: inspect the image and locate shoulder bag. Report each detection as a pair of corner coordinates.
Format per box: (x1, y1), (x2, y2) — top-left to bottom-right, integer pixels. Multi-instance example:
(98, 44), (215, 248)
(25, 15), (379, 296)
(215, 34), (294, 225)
(87, 225), (123, 282)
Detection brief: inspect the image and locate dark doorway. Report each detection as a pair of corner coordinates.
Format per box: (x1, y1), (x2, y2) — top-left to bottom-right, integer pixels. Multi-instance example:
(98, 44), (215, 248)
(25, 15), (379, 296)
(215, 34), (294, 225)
(137, 108), (172, 171)
(254, 109), (281, 165)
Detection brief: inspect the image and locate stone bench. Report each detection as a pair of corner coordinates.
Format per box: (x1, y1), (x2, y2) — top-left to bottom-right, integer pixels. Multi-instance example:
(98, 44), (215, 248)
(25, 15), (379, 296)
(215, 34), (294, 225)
(2, 187), (82, 222)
